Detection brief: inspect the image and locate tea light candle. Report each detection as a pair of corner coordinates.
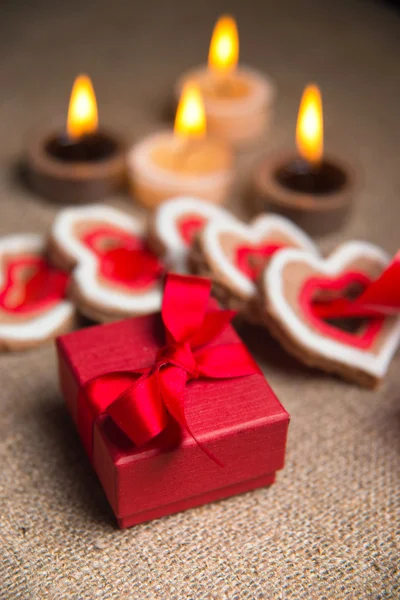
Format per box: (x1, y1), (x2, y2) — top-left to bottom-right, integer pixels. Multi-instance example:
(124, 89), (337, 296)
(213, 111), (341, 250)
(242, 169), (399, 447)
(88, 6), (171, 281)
(128, 83), (234, 209)
(176, 15), (275, 146)
(252, 85), (356, 235)
(27, 74), (126, 203)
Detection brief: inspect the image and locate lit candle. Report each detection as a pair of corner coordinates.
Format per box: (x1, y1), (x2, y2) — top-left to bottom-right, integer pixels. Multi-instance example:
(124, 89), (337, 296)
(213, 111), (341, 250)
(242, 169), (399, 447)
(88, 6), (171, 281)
(176, 15), (275, 146)
(252, 84), (356, 235)
(27, 74), (126, 203)
(127, 83), (234, 209)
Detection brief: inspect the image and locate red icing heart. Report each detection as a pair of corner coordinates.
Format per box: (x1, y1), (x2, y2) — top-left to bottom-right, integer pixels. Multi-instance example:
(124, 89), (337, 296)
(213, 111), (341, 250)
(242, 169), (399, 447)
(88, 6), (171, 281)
(82, 227), (163, 289)
(178, 217), (206, 245)
(301, 271), (384, 349)
(0, 257), (68, 314)
(236, 243), (284, 280)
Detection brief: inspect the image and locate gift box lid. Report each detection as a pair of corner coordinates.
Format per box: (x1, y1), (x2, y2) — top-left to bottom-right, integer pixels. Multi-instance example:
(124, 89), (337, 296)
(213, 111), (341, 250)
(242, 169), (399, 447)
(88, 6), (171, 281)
(57, 305), (290, 521)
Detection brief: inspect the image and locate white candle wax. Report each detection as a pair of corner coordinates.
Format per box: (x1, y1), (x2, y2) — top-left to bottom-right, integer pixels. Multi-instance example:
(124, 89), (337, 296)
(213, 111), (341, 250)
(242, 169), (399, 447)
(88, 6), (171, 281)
(127, 131), (234, 209)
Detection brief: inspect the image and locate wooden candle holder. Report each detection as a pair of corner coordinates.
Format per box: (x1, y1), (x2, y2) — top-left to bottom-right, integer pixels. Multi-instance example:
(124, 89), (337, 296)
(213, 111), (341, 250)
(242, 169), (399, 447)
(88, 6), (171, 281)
(26, 129), (126, 204)
(251, 151), (356, 236)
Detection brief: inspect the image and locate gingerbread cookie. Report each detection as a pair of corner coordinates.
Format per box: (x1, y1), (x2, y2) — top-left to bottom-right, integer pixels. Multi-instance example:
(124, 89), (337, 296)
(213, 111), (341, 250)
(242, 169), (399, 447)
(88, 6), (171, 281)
(260, 241), (400, 388)
(190, 213), (318, 318)
(48, 205), (164, 323)
(0, 234), (75, 351)
(148, 195), (235, 272)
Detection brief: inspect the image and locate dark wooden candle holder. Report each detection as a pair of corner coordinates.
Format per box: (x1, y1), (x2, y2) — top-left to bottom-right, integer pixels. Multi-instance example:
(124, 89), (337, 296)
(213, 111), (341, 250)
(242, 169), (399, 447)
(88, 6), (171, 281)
(252, 151), (356, 236)
(26, 129), (126, 204)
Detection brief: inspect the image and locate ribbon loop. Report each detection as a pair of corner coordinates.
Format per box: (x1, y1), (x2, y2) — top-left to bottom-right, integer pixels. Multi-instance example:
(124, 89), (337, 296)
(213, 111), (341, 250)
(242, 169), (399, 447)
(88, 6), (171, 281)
(162, 274), (212, 343)
(107, 371), (169, 447)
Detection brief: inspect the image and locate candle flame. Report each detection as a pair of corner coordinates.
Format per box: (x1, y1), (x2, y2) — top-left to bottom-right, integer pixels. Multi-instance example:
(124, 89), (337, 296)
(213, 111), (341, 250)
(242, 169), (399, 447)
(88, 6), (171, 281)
(296, 84), (323, 165)
(174, 83), (206, 139)
(67, 74), (98, 139)
(208, 15), (239, 74)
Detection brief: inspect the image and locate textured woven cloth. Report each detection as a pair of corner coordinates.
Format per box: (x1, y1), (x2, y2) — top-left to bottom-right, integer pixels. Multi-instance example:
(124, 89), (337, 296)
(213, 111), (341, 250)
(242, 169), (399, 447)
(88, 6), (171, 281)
(1, 0), (400, 598)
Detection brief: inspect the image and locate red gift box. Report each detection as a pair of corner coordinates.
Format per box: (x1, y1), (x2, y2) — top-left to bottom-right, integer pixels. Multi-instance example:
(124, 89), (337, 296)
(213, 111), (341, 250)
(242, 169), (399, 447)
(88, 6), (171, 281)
(57, 275), (290, 528)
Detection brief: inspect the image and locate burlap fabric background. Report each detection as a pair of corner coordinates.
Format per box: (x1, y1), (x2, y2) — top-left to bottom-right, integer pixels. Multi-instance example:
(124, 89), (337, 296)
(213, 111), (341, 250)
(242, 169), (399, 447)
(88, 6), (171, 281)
(0, 0), (399, 598)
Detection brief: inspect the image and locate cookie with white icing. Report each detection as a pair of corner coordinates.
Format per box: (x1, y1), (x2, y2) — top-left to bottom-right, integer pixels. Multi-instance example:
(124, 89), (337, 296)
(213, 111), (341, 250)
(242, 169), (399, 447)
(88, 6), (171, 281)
(48, 205), (163, 323)
(147, 195), (235, 273)
(190, 213), (318, 319)
(0, 234), (75, 351)
(260, 241), (400, 387)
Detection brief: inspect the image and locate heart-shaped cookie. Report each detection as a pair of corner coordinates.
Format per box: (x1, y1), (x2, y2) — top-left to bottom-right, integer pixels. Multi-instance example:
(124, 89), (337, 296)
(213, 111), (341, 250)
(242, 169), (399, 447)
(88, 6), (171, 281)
(190, 213), (318, 316)
(0, 234), (75, 351)
(48, 205), (163, 323)
(148, 195), (235, 272)
(261, 241), (400, 387)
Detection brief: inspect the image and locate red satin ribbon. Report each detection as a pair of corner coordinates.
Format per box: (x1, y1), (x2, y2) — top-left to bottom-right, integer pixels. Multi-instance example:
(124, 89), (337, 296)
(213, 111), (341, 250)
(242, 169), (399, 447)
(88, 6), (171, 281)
(313, 251), (400, 319)
(79, 274), (260, 464)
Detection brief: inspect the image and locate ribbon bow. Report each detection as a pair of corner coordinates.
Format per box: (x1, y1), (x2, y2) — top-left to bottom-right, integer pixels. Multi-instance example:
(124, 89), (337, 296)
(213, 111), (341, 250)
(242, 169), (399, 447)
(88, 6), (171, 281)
(80, 274), (259, 464)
